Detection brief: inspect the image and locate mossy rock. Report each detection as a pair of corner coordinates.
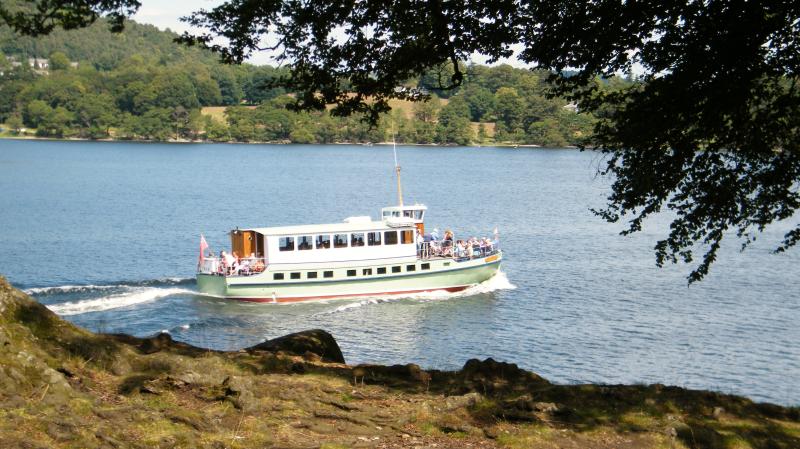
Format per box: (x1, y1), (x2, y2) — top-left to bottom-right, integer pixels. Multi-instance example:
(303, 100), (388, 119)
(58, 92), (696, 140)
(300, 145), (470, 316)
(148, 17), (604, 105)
(247, 329), (345, 363)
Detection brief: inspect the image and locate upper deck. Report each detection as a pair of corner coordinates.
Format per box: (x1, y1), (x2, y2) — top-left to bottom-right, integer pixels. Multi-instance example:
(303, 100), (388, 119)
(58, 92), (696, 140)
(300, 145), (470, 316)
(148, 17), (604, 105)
(196, 203), (498, 276)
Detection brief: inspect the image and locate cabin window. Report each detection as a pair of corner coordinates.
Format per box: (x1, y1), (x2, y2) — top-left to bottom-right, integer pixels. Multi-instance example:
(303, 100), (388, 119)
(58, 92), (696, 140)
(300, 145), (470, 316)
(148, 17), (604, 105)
(334, 234), (348, 248)
(406, 265), (416, 272)
(323, 270), (333, 278)
(307, 272), (318, 279)
(404, 210), (414, 218)
(351, 233), (365, 247)
(415, 210), (424, 220)
(347, 269), (357, 277)
(316, 234), (331, 249)
(382, 211), (390, 218)
(297, 235), (313, 250)
(401, 230), (414, 244)
(367, 231), (381, 246)
(444, 262), (450, 266)
(377, 267), (387, 274)
(392, 211), (400, 217)
(392, 266), (401, 273)
(290, 272), (301, 279)
(273, 273), (284, 280)
(384, 231), (398, 245)
(421, 263), (430, 270)
(363, 268), (372, 275)
(279, 237), (294, 251)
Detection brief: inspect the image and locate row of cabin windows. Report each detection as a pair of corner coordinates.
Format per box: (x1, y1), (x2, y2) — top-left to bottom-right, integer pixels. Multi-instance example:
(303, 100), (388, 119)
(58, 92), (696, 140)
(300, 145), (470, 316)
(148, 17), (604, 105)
(273, 263), (431, 280)
(278, 230), (414, 252)
(382, 210), (424, 219)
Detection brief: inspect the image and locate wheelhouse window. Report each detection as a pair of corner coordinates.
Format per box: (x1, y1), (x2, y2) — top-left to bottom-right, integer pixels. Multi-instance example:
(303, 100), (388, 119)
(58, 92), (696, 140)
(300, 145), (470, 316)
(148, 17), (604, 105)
(404, 210), (414, 218)
(367, 231), (381, 246)
(351, 233), (365, 247)
(415, 210), (424, 220)
(279, 237), (294, 251)
(334, 234), (348, 248)
(298, 235), (313, 250)
(401, 230), (414, 244)
(316, 234), (331, 249)
(384, 231), (398, 245)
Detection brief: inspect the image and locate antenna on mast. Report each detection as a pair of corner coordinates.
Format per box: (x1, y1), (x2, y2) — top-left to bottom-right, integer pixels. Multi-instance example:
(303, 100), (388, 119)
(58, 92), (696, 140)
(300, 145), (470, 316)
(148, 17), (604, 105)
(392, 127), (403, 206)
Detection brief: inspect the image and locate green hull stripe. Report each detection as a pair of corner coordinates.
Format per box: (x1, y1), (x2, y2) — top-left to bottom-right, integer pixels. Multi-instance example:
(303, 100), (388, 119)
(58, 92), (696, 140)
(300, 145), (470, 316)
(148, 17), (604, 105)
(198, 260), (501, 288)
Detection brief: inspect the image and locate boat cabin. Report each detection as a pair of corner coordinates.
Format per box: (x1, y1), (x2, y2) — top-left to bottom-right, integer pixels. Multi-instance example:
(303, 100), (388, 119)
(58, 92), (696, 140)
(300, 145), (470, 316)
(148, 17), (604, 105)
(223, 205), (427, 268)
(381, 204), (427, 235)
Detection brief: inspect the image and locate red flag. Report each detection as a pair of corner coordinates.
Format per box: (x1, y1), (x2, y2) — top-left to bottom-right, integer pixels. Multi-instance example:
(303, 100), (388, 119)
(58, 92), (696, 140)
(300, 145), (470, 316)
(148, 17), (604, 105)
(199, 234), (209, 264)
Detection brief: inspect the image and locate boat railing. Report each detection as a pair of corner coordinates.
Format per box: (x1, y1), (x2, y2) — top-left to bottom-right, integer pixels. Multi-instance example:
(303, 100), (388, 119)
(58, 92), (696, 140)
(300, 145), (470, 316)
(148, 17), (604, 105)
(198, 257), (267, 276)
(417, 241), (499, 261)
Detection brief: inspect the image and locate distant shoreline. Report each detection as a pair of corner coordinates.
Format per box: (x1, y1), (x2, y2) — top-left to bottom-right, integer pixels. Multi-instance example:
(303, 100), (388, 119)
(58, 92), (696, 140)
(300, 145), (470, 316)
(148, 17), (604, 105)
(0, 134), (571, 149)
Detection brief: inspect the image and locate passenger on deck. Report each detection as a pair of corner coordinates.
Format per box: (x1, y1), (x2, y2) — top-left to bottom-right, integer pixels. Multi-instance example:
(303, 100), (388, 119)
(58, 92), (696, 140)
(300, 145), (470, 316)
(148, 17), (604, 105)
(239, 253), (254, 275)
(465, 238), (475, 259)
(469, 237), (481, 258)
(431, 228), (440, 241)
(252, 256), (265, 273)
(438, 231), (451, 257)
(455, 240), (466, 258)
(222, 251), (236, 275)
(483, 237), (494, 253)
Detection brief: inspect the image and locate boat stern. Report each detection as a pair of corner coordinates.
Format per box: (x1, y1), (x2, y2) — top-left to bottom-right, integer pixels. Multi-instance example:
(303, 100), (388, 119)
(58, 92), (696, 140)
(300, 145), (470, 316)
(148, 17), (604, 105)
(196, 274), (227, 297)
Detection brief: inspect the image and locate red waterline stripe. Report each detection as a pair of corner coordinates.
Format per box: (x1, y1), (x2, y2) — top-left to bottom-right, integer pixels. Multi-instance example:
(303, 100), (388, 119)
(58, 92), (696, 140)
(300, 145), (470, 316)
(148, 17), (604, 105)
(226, 286), (469, 303)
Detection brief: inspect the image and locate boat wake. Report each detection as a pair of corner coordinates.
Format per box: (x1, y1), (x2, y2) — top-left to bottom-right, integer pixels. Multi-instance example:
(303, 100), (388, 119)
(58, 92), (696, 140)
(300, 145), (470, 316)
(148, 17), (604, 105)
(46, 287), (193, 316)
(24, 278), (195, 316)
(320, 270), (516, 314)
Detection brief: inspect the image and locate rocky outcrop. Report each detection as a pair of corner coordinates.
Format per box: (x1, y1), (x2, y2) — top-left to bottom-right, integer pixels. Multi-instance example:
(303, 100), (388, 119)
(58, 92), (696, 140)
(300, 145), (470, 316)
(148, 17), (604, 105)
(247, 329), (346, 363)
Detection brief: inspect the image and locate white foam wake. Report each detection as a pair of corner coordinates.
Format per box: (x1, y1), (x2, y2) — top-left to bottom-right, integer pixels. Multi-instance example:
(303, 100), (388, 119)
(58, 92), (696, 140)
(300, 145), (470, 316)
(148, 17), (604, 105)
(24, 284), (120, 295)
(46, 287), (192, 316)
(322, 270), (516, 314)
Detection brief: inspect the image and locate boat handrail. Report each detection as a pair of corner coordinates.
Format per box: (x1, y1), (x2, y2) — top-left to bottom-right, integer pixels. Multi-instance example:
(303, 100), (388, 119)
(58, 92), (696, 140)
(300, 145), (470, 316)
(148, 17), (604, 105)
(416, 241), (499, 261)
(198, 256), (266, 277)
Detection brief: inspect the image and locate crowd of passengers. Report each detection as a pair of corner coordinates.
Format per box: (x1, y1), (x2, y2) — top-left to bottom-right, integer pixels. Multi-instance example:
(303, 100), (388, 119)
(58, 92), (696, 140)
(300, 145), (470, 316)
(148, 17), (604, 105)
(204, 251), (265, 276)
(418, 228), (498, 260)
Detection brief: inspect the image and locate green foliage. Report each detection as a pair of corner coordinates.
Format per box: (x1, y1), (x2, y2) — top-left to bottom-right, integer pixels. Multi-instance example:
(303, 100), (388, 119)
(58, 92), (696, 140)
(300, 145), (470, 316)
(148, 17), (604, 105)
(436, 97), (472, 145)
(48, 51), (69, 70)
(0, 14), (596, 147)
(5, 112), (23, 133)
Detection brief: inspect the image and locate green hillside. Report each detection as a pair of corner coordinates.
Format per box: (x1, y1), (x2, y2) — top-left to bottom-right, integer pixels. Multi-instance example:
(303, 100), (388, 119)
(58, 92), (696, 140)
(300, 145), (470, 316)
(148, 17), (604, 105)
(0, 18), (607, 145)
(0, 19), (216, 70)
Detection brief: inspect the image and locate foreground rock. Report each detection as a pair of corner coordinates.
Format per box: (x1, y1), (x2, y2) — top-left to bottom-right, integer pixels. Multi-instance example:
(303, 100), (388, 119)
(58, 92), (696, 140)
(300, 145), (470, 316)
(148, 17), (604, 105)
(247, 328), (346, 363)
(1, 276), (798, 449)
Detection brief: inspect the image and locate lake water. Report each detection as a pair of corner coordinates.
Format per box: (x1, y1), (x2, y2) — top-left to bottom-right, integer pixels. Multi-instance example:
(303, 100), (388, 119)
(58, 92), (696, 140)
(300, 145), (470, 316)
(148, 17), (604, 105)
(1, 139), (798, 406)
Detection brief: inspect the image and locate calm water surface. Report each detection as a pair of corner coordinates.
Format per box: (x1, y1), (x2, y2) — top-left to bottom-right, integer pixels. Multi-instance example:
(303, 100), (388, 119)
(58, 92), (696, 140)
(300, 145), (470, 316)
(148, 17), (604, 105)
(1, 140), (798, 405)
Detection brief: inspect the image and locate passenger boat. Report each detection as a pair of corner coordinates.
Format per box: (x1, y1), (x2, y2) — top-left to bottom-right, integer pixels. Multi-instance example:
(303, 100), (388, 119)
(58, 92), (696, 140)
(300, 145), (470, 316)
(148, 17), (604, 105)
(196, 147), (502, 303)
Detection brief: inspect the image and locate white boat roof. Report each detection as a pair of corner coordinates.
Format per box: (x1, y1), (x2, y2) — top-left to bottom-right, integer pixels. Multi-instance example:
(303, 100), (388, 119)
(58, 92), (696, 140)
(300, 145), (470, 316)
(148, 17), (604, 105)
(241, 220), (411, 236)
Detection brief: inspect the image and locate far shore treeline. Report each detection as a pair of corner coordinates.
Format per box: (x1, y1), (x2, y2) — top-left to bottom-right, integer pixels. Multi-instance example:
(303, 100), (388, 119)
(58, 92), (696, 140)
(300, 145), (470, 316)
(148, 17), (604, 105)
(0, 19), (629, 146)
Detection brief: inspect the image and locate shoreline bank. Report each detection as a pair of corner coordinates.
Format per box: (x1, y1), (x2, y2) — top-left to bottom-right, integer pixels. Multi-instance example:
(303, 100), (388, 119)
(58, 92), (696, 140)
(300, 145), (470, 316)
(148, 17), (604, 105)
(0, 134), (569, 149)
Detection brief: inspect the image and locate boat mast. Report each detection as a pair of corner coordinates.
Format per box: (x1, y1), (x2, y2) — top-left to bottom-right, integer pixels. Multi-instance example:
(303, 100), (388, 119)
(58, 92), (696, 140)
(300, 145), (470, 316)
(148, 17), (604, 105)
(393, 132), (404, 206)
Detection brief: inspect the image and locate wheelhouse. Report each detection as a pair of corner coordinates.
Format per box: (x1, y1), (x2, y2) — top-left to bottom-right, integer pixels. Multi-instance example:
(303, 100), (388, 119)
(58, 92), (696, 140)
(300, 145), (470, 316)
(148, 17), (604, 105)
(381, 204), (427, 234)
